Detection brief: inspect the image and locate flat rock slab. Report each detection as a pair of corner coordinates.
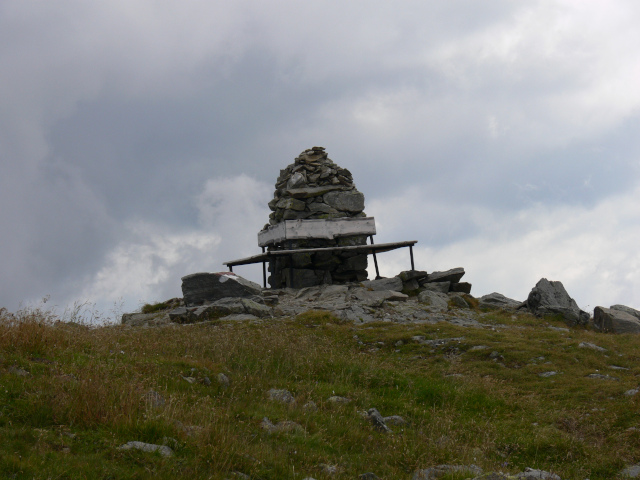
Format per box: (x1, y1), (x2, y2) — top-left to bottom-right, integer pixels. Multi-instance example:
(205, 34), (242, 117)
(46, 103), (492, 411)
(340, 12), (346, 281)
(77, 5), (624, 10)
(478, 292), (521, 310)
(424, 268), (465, 284)
(181, 272), (262, 307)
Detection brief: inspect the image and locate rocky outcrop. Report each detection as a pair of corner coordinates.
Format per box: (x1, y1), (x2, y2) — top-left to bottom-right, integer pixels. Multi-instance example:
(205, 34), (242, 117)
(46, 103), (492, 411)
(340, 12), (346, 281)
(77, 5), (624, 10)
(593, 306), (640, 333)
(167, 297), (272, 324)
(181, 272), (262, 307)
(524, 278), (589, 326)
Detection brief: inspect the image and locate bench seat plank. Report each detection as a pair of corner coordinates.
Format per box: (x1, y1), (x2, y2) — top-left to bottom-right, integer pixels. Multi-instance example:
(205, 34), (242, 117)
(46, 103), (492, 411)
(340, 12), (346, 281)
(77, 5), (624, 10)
(224, 240), (417, 267)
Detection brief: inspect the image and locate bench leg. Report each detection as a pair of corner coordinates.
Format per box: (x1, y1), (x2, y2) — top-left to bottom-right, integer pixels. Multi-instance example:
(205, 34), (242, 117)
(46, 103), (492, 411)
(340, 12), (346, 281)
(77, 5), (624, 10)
(261, 247), (267, 288)
(409, 245), (415, 271)
(369, 235), (381, 279)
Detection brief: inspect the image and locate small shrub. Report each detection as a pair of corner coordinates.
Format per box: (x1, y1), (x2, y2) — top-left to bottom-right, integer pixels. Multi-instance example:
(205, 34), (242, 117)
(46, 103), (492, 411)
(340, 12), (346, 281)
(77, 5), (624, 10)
(141, 302), (169, 314)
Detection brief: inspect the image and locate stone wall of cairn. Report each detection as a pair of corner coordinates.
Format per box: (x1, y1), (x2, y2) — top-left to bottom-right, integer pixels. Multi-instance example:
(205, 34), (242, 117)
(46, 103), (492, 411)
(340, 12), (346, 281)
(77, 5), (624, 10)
(263, 147), (369, 289)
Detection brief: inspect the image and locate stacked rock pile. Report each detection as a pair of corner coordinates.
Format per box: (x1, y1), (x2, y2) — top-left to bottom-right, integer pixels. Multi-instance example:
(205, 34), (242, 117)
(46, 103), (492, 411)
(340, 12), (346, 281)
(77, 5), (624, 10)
(265, 146), (365, 226)
(263, 147), (369, 289)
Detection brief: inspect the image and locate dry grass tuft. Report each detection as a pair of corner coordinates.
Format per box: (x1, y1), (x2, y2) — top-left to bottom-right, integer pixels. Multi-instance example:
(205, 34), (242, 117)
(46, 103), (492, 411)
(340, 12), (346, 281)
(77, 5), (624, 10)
(1, 304), (640, 479)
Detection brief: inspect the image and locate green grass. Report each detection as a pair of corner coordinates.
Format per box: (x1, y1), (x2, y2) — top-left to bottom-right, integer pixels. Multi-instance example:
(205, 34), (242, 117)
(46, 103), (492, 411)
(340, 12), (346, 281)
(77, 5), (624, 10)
(1, 305), (640, 479)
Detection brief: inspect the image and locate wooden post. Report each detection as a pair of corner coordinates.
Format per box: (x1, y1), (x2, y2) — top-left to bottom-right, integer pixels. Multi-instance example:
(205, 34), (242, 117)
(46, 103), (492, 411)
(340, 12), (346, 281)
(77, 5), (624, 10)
(261, 246), (267, 288)
(369, 235), (381, 279)
(409, 245), (415, 271)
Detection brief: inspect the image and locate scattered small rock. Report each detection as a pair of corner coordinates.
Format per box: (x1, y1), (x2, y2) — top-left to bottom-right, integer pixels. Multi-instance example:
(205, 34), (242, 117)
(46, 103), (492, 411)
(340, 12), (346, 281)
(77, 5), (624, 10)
(413, 464), (482, 479)
(383, 415), (407, 426)
(586, 373), (619, 381)
(229, 472), (250, 480)
(117, 441), (173, 457)
(624, 389), (639, 396)
(174, 420), (204, 437)
(620, 463), (640, 478)
(516, 467), (561, 479)
(303, 400), (318, 411)
(268, 388), (295, 404)
(578, 342), (607, 352)
(217, 373), (231, 387)
(261, 417), (305, 434)
(538, 371), (558, 378)
(469, 345), (488, 351)
(8, 366), (30, 377)
(142, 390), (165, 408)
(359, 473), (380, 480)
(367, 408), (391, 433)
(318, 463), (340, 475)
(327, 395), (351, 404)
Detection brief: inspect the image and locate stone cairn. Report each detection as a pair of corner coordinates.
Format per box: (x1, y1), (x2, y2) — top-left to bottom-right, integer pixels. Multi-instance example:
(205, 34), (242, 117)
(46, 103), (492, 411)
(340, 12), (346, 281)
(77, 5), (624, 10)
(263, 147), (369, 289)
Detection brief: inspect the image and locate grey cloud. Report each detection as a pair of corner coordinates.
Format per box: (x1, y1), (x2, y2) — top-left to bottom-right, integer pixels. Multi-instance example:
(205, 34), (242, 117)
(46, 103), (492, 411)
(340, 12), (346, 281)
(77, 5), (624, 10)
(1, 1), (640, 313)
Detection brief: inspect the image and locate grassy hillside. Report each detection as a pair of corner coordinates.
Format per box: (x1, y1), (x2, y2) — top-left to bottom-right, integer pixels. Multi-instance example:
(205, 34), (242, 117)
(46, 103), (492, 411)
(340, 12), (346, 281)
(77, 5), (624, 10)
(1, 304), (640, 479)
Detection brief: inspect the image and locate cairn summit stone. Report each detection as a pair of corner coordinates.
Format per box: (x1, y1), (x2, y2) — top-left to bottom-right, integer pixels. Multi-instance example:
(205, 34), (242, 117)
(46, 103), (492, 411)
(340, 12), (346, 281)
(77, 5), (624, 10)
(525, 278), (589, 326)
(181, 272), (262, 307)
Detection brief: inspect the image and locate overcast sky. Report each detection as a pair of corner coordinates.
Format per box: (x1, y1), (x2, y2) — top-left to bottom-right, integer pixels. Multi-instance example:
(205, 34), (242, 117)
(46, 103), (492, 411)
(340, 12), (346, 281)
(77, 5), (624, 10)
(2, 1), (639, 321)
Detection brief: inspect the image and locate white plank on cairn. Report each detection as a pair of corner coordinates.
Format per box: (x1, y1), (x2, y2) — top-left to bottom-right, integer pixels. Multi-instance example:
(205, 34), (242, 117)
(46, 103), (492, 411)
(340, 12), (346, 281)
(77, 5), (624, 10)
(258, 217), (376, 247)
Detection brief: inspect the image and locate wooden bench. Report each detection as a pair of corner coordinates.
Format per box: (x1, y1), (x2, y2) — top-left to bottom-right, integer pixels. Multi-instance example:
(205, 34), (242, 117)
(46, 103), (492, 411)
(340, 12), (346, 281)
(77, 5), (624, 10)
(224, 217), (417, 288)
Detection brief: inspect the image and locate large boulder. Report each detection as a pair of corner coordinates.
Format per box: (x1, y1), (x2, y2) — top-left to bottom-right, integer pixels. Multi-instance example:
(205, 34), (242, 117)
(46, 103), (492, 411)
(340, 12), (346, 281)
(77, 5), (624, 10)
(610, 304), (640, 321)
(478, 292), (522, 310)
(168, 297), (271, 324)
(181, 272), (262, 307)
(593, 306), (640, 334)
(417, 290), (449, 312)
(525, 278), (589, 326)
